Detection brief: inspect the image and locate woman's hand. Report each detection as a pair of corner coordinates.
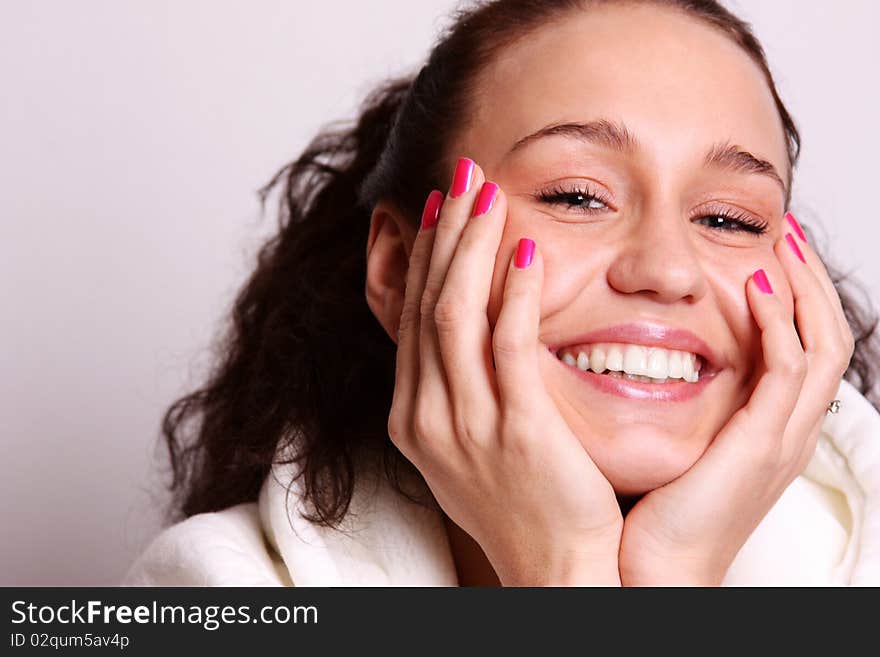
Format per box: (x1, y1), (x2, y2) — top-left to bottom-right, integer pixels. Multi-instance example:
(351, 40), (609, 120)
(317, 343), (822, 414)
(387, 158), (623, 586)
(618, 219), (856, 586)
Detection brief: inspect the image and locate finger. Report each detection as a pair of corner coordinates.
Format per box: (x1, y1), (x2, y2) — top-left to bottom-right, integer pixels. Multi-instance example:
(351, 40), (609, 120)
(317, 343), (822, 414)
(493, 238), (546, 416)
(775, 229), (851, 463)
(419, 158), (485, 410)
(435, 182), (507, 413)
(785, 212), (853, 345)
(776, 231), (847, 366)
(392, 189), (443, 439)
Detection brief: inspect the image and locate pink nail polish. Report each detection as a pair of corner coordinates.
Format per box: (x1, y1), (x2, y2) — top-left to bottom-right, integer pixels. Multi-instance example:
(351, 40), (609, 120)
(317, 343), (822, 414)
(785, 211), (807, 242)
(753, 268), (773, 294)
(421, 190), (444, 229)
(450, 157), (474, 198)
(473, 182), (499, 217)
(515, 238), (535, 269)
(785, 233), (806, 263)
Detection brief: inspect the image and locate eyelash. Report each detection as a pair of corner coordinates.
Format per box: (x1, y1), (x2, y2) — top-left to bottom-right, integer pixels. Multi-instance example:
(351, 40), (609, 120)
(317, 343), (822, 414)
(535, 185), (769, 235)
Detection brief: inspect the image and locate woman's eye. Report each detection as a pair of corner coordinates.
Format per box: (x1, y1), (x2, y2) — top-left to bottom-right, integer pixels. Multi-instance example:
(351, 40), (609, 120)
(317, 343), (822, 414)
(694, 212), (768, 235)
(536, 187), (609, 213)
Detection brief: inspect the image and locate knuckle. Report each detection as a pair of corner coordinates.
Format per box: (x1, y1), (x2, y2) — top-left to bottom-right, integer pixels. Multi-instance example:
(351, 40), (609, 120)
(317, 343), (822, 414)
(778, 351), (807, 379)
(451, 406), (482, 450)
(419, 271), (445, 313)
(387, 412), (417, 463)
(498, 415), (539, 461)
(492, 319), (527, 356)
(432, 295), (466, 330)
(819, 340), (854, 376)
(492, 328), (524, 357)
(398, 302), (419, 336)
(387, 394), (410, 432)
(387, 413), (404, 446)
(503, 284), (532, 306)
(412, 402), (442, 442)
(418, 288), (435, 320)
(456, 226), (481, 252)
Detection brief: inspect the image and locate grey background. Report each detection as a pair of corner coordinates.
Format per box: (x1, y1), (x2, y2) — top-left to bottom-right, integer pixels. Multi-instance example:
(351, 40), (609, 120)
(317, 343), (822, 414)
(1, 0), (877, 585)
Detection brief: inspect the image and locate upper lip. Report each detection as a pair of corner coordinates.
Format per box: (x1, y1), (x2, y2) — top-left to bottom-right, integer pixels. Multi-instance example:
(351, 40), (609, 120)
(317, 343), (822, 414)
(548, 321), (724, 373)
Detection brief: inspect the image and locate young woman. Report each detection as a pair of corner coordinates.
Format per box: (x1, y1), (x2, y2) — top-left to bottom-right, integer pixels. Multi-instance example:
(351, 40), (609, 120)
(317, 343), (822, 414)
(124, 0), (880, 586)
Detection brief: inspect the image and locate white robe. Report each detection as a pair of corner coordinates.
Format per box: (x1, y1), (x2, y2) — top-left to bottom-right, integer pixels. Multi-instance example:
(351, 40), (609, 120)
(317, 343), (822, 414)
(123, 378), (880, 586)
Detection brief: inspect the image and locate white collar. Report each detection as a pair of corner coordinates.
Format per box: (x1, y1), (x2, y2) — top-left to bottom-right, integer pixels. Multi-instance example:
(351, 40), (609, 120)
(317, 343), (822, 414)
(259, 453), (457, 585)
(259, 378), (880, 586)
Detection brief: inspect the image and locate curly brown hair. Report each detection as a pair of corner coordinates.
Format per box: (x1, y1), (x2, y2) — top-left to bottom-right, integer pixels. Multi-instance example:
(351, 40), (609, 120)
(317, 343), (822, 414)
(161, 0), (880, 529)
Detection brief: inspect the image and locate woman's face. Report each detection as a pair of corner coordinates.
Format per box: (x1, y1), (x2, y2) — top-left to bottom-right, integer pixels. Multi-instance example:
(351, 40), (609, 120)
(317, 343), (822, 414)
(441, 3), (793, 496)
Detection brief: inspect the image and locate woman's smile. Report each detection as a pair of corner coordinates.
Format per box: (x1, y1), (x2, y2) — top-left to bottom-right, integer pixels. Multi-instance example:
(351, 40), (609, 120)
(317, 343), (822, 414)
(546, 321), (725, 402)
(553, 348), (718, 402)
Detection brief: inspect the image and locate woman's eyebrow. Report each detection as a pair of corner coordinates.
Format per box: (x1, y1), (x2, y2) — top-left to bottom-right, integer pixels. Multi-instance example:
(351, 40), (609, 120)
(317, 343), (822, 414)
(505, 119), (787, 196)
(507, 118), (639, 155)
(703, 141), (787, 194)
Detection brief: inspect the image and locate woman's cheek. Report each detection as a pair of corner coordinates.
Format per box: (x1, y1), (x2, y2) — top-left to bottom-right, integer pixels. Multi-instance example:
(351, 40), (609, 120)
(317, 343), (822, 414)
(703, 253), (774, 386)
(486, 211), (565, 325)
(540, 230), (613, 312)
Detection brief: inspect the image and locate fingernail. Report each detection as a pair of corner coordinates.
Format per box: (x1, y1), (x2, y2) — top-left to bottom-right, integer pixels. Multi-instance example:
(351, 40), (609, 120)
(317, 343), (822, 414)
(785, 211), (806, 242)
(785, 233), (806, 263)
(753, 268), (773, 294)
(472, 182), (499, 217)
(450, 157), (474, 198)
(421, 190), (444, 230)
(515, 238), (535, 269)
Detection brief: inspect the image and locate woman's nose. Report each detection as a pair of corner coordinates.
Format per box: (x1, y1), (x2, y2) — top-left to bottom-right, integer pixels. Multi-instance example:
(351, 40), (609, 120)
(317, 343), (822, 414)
(605, 212), (709, 305)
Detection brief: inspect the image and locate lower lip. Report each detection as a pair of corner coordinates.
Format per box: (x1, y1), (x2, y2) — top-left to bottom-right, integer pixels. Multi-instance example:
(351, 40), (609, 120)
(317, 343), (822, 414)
(553, 354), (719, 402)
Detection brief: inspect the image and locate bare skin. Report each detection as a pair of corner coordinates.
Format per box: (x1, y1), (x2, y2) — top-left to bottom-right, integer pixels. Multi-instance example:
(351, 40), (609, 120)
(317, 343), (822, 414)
(365, 4), (854, 585)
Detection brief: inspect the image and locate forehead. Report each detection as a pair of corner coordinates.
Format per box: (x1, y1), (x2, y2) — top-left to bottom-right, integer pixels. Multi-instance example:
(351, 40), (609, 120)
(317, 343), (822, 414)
(454, 3), (789, 180)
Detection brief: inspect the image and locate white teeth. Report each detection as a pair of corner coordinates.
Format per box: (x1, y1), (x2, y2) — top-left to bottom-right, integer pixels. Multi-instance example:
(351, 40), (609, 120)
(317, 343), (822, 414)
(557, 342), (704, 383)
(605, 346), (624, 372)
(623, 345), (647, 376)
(682, 353), (698, 383)
(646, 349), (668, 379)
(589, 345), (606, 374)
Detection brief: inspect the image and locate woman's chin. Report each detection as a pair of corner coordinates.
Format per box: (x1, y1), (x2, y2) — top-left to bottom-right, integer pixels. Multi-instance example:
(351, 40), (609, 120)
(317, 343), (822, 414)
(582, 427), (707, 497)
(604, 467), (681, 497)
